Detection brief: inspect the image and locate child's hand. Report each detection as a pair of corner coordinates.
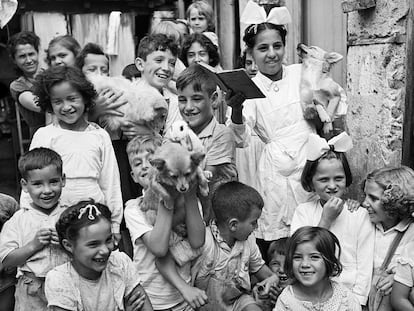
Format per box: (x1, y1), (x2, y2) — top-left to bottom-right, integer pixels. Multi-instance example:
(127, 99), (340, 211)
(255, 274), (279, 295)
(124, 286), (146, 311)
(95, 88), (126, 117)
(50, 228), (60, 245)
(346, 199), (361, 212)
(180, 284), (208, 309)
(320, 197), (344, 226)
(32, 228), (53, 250)
(121, 121), (154, 140)
(113, 233), (122, 247)
(377, 270), (395, 296)
(225, 91), (245, 110)
(269, 284), (283, 306)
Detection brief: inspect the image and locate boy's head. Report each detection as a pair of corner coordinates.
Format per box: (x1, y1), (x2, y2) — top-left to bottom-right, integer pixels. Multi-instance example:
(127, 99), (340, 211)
(212, 181), (264, 241)
(18, 148), (65, 212)
(126, 135), (162, 189)
(176, 63), (218, 134)
(135, 34), (178, 90)
(268, 237), (289, 288)
(75, 42), (109, 76)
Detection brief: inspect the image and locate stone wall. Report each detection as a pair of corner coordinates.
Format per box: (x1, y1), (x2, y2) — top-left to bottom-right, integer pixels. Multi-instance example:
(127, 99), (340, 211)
(346, 0), (409, 198)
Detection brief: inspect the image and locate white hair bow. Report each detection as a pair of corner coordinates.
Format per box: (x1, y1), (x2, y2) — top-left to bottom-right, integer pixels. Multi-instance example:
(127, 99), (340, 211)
(240, 0), (292, 26)
(306, 132), (353, 161)
(78, 204), (102, 220)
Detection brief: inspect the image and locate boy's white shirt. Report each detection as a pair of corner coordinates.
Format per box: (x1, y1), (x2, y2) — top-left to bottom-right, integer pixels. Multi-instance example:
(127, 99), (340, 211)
(291, 199), (374, 305)
(0, 202), (69, 278)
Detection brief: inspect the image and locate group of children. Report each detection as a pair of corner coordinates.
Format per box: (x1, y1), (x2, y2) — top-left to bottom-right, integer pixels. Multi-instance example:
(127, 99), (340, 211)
(1, 0), (414, 310)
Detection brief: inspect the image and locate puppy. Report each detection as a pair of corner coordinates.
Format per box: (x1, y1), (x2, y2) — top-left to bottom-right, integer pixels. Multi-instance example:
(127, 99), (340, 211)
(141, 142), (209, 227)
(88, 74), (168, 133)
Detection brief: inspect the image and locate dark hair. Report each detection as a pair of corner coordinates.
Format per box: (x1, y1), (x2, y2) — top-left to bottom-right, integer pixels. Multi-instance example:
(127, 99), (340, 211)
(176, 63), (217, 96)
(122, 63), (141, 81)
(137, 34), (178, 60)
(18, 147), (63, 180)
(46, 35), (81, 66)
(268, 237), (288, 260)
(33, 65), (97, 113)
(180, 33), (219, 67)
(212, 181), (264, 225)
(285, 226), (342, 281)
(56, 200), (112, 251)
(8, 31), (40, 58)
(75, 42), (109, 70)
(362, 166), (414, 220)
(301, 150), (353, 192)
(243, 23), (287, 49)
(186, 0), (215, 32)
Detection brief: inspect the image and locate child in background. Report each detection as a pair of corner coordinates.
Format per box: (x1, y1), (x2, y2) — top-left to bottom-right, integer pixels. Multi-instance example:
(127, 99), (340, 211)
(25, 66), (123, 241)
(76, 42), (110, 76)
(124, 135), (207, 310)
(180, 33), (220, 69)
(290, 133), (374, 306)
(391, 241), (414, 310)
(46, 35), (81, 68)
(45, 200), (153, 310)
(0, 148), (69, 310)
(267, 238), (290, 292)
(0, 193), (19, 311)
(176, 64), (237, 220)
(240, 48), (258, 78)
(192, 181), (278, 311)
(275, 226), (361, 311)
(360, 166), (414, 311)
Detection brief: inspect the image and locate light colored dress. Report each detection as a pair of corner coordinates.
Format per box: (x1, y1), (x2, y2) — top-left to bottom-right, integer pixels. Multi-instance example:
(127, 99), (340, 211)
(21, 122), (123, 233)
(394, 241), (414, 288)
(231, 64), (317, 240)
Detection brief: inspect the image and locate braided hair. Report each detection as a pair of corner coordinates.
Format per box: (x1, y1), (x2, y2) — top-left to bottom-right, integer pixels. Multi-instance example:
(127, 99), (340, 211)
(56, 200), (112, 252)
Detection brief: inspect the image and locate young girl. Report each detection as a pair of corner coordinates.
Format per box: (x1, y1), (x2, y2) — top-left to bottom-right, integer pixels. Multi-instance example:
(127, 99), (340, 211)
(186, 0), (218, 47)
(21, 66), (123, 240)
(290, 132), (374, 306)
(361, 166), (414, 311)
(180, 33), (220, 69)
(45, 200), (153, 310)
(275, 226), (361, 310)
(46, 35), (81, 68)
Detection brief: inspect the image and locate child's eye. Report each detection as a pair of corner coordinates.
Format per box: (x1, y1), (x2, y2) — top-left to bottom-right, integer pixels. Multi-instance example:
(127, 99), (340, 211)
(318, 178), (328, 182)
(292, 255), (301, 260)
(311, 255), (322, 260)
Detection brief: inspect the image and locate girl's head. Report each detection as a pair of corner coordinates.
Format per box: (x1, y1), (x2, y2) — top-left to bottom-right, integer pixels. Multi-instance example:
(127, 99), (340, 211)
(180, 33), (219, 67)
(243, 23), (287, 80)
(56, 200), (114, 279)
(186, 0), (215, 33)
(285, 226), (342, 287)
(301, 150), (352, 203)
(362, 166), (414, 229)
(34, 66), (96, 130)
(151, 20), (182, 48)
(8, 31), (40, 77)
(46, 35), (81, 68)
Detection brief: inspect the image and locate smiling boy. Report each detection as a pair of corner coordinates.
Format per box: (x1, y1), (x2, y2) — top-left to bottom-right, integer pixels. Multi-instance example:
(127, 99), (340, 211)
(0, 148), (69, 310)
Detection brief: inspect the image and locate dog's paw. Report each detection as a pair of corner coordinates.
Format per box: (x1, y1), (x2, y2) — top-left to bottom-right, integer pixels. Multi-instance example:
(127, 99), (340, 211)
(203, 170), (213, 181)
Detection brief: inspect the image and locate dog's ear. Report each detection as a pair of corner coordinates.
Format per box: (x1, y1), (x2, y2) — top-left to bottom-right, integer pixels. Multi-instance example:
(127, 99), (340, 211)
(150, 158), (166, 171)
(325, 52), (343, 64)
(191, 152), (205, 166)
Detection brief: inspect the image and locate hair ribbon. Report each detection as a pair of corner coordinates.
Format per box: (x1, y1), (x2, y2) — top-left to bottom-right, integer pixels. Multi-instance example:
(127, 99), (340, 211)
(78, 204), (102, 220)
(306, 132), (353, 161)
(240, 0), (292, 28)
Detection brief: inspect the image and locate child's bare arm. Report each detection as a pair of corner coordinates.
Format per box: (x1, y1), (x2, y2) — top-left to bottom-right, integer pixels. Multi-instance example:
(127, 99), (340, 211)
(183, 187), (205, 249)
(155, 253), (207, 309)
(124, 284), (153, 311)
(2, 228), (52, 269)
(391, 281), (414, 311)
(253, 265), (279, 293)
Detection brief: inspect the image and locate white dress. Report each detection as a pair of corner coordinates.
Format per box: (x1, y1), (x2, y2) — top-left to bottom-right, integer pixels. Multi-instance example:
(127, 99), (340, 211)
(231, 64), (316, 240)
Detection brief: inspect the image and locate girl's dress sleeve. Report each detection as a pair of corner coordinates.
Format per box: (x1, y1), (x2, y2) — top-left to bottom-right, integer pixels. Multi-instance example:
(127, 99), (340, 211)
(98, 129), (123, 234)
(45, 267), (79, 311)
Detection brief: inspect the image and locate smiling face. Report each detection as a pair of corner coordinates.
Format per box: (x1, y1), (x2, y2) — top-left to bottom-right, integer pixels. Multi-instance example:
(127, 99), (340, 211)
(252, 29), (285, 81)
(82, 54), (109, 76)
(178, 84), (214, 134)
(311, 158), (346, 204)
(21, 165), (65, 213)
(269, 253), (289, 287)
(187, 42), (210, 65)
(50, 81), (88, 131)
(65, 218), (114, 280)
(136, 50), (176, 91)
(129, 148), (156, 189)
(188, 9), (208, 34)
(13, 44), (39, 77)
(292, 241), (328, 288)
(49, 44), (77, 67)
(362, 180), (399, 230)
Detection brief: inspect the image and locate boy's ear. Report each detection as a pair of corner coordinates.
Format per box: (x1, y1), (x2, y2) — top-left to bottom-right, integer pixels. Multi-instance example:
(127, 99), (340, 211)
(228, 218), (239, 232)
(20, 178), (28, 193)
(61, 174), (66, 187)
(134, 57), (145, 73)
(209, 91), (220, 110)
(61, 239), (74, 255)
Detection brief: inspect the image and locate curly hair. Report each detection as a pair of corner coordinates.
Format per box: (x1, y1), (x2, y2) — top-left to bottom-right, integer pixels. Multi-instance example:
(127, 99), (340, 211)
(243, 23), (287, 49)
(33, 66), (97, 113)
(180, 33), (219, 67)
(56, 200), (112, 252)
(362, 166), (414, 220)
(186, 0), (215, 32)
(46, 35), (81, 66)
